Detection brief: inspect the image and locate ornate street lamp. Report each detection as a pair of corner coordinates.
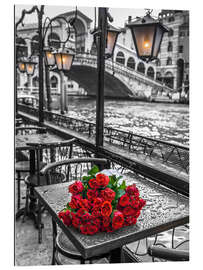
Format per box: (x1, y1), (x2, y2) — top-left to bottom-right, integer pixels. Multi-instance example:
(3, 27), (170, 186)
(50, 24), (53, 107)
(44, 47), (56, 67)
(25, 59), (37, 76)
(92, 24), (121, 59)
(105, 25), (121, 58)
(17, 59), (26, 73)
(53, 48), (75, 71)
(126, 10), (169, 62)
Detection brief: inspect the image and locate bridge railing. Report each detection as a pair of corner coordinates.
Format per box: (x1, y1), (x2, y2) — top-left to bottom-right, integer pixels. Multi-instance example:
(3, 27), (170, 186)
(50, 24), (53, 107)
(18, 103), (189, 174)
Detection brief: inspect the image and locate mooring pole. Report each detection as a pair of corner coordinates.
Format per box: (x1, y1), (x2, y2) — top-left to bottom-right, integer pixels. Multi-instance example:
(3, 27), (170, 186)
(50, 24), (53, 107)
(95, 7), (107, 151)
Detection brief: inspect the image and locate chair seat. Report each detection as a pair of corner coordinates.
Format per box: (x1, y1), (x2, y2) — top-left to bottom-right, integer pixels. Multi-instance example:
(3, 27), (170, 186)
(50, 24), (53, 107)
(16, 161), (46, 173)
(56, 231), (82, 257)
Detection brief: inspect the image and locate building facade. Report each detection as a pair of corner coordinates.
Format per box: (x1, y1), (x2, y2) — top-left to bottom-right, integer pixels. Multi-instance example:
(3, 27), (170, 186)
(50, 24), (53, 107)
(116, 10), (189, 95)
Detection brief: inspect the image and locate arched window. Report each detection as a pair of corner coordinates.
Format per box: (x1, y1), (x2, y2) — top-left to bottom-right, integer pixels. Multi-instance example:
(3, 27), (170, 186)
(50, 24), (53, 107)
(164, 71), (174, 88)
(168, 28), (174, 37)
(32, 76), (39, 88)
(137, 62), (145, 74)
(16, 37), (28, 58)
(147, 67), (155, 79)
(166, 57), (172, 65)
(156, 72), (162, 82)
(48, 32), (60, 49)
(50, 75), (58, 89)
(127, 57), (135, 70)
(167, 41), (173, 52)
(116, 51), (125, 65)
(31, 35), (39, 56)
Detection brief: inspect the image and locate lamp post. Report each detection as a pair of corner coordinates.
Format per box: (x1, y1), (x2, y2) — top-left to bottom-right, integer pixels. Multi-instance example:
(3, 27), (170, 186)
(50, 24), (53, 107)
(94, 8), (168, 153)
(16, 5), (77, 123)
(53, 47), (75, 114)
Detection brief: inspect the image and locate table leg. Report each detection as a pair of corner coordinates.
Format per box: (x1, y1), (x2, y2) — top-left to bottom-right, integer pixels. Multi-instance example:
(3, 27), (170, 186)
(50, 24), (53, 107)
(110, 247), (122, 263)
(51, 218), (57, 265)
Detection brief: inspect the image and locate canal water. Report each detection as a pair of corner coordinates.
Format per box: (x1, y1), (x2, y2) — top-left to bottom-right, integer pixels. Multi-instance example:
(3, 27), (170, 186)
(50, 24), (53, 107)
(52, 97), (189, 146)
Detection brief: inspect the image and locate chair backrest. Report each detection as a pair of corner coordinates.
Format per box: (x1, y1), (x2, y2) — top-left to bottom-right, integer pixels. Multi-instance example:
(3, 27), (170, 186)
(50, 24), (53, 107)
(28, 138), (76, 165)
(15, 126), (47, 135)
(40, 157), (109, 185)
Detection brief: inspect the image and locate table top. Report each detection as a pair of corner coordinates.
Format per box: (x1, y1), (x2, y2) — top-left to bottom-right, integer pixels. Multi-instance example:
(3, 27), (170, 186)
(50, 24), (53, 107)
(34, 171), (189, 259)
(16, 133), (62, 150)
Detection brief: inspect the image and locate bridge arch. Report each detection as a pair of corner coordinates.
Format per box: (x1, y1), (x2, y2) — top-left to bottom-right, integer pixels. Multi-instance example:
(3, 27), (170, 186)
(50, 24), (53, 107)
(127, 57), (136, 70)
(147, 66), (155, 79)
(116, 51), (125, 65)
(137, 62), (145, 74)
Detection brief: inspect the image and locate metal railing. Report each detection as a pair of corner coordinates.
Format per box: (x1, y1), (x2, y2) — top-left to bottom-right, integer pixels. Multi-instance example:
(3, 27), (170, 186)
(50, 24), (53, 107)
(18, 104), (189, 174)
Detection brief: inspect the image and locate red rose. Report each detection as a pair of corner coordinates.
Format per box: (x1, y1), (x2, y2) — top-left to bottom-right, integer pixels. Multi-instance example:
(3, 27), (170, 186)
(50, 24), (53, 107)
(96, 173), (109, 187)
(112, 210), (124, 230)
(92, 205), (101, 217)
(81, 213), (91, 225)
(69, 194), (82, 209)
(126, 184), (139, 196)
(89, 178), (99, 189)
(87, 189), (98, 201)
(72, 215), (81, 228)
(123, 206), (137, 217)
(69, 181), (84, 195)
(130, 197), (139, 209)
(87, 224), (99, 235)
(76, 208), (87, 218)
(78, 199), (90, 210)
(63, 210), (72, 226)
(101, 201), (112, 217)
(101, 188), (116, 202)
(92, 217), (101, 228)
(80, 225), (89, 235)
(93, 197), (104, 207)
(125, 216), (137, 226)
(119, 194), (130, 207)
(138, 198), (146, 209)
(102, 216), (111, 228)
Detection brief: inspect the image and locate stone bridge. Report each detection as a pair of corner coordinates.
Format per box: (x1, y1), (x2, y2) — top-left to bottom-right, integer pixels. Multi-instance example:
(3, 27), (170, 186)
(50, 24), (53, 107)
(61, 54), (172, 98)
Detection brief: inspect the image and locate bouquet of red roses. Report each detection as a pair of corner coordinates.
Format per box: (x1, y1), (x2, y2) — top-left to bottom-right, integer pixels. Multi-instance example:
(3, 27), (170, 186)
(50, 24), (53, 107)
(58, 166), (146, 235)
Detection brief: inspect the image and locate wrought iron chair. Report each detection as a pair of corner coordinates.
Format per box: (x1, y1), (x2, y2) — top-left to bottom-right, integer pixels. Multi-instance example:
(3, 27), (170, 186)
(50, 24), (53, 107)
(15, 126), (47, 211)
(121, 226), (189, 263)
(147, 245), (189, 261)
(40, 157), (110, 265)
(23, 139), (76, 240)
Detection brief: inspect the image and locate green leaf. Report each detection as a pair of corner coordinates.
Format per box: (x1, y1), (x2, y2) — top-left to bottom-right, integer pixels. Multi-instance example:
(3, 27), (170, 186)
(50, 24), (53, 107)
(88, 165), (99, 176)
(116, 189), (125, 199)
(119, 180), (127, 190)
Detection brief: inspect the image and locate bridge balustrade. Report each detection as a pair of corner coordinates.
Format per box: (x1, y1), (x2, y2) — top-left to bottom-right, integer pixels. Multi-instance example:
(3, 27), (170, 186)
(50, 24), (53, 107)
(18, 104), (189, 174)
